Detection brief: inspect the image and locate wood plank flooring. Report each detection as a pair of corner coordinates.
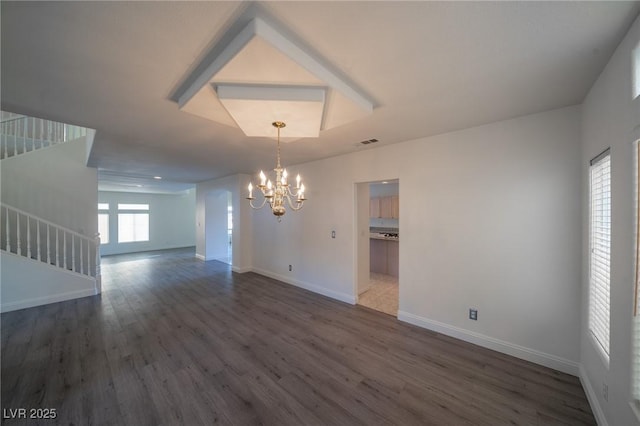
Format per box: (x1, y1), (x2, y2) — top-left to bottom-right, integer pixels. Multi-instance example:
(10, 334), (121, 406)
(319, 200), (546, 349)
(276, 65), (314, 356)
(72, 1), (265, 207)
(1, 248), (595, 425)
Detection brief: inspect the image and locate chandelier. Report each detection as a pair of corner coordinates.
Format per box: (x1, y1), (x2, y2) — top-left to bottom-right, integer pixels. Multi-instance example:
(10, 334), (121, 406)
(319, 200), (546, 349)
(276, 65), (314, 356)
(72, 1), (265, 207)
(247, 121), (306, 220)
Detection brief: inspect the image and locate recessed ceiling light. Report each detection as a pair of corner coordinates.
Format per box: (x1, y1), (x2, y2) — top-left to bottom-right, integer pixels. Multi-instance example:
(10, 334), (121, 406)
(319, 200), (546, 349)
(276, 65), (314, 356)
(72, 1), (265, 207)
(136, 184), (143, 187)
(382, 181), (388, 184)
(154, 176), (162, 180)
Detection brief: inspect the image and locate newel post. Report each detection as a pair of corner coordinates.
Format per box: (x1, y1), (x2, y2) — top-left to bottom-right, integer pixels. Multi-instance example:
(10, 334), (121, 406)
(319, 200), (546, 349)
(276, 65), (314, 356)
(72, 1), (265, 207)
(94, 233), (102, 294)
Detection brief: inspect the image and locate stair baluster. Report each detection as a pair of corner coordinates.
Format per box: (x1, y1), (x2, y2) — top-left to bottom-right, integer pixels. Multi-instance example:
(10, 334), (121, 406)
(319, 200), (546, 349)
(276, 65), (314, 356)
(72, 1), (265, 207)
(23, 118), (27, 154)
(5, 207), (10, 252)
(63, 232), (67, 270)
(72, 234), (76, 272)
(13, 121), (17, 157)
(80, 238), (84, 275)
(16, 213), (21, 255)
(27, 216), (31, 259)
(36, 221), (41, 261)
(86, 238), (90, 276)
(56, 228), (60, 267)
(47, 224), (51, 265)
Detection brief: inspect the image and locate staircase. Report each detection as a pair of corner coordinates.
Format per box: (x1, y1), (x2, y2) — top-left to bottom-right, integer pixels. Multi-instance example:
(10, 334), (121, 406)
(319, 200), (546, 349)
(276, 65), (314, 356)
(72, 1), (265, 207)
(1, 203), (100, 279)
(1, 111), (100, 312)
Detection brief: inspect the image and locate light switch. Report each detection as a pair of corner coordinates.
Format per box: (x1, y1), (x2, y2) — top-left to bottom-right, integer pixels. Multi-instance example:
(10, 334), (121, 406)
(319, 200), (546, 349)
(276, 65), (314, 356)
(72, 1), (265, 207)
(331, 230), (336, 239)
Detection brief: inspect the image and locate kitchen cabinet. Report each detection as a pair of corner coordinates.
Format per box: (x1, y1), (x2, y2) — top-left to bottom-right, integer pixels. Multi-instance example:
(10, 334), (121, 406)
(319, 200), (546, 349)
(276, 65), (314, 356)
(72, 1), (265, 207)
(369, 197), (380, 218)
(387, 240), (399, 277)
(380, 196), (393, 218)
(369, 196), (399, 219)
(370, 238), (399, 277)
(391, 195), (399, 219)
(370, 238), (387, 274)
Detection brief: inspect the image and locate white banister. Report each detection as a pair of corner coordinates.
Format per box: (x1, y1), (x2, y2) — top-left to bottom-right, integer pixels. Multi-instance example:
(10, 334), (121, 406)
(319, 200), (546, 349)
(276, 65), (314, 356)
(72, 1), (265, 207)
(1, 203), (97, 279)
(0, 111), (88, 160)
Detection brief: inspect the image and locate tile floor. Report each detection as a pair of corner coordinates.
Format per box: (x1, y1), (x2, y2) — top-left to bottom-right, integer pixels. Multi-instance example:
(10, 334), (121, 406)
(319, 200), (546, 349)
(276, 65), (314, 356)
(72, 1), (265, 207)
(357, 273), (398, 316)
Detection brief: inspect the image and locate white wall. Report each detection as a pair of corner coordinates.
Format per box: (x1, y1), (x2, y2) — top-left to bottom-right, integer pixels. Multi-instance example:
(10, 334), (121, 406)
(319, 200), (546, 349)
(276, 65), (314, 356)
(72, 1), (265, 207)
(1, 252), (97, 312)
(580, 15), (640, 426)
(356, 183), (371, 295)
(196, 174), (253, 272)
(205, 191), (230, 262)
(1, 138), (98, 237)
(249, 105), (583, 373)
(99, 189), (196, 256)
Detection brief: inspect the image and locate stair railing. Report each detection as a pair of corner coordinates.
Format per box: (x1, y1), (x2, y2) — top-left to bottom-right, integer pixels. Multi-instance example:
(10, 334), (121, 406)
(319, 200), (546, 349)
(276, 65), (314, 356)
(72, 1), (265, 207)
(0, 114), (87, 159)
(1, 203), (100, 281)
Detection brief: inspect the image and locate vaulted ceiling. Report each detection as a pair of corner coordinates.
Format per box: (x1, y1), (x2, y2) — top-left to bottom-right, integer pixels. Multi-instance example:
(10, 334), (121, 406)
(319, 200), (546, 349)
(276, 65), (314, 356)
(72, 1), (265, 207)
(2, 1), (638, 193)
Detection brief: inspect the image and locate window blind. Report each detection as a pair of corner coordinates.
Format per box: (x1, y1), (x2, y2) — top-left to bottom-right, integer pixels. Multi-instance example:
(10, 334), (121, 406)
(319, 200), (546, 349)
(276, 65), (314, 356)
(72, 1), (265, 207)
(589, 149), (611, 359)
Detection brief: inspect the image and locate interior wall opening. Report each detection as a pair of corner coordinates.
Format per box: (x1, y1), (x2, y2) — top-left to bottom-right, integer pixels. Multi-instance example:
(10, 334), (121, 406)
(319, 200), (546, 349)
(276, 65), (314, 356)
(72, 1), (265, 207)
(355, 179), (400, 316)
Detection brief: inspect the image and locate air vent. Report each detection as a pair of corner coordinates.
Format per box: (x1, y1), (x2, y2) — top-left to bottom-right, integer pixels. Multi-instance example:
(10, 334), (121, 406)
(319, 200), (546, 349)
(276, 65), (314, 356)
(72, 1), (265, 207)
(360, 138), (379, 145)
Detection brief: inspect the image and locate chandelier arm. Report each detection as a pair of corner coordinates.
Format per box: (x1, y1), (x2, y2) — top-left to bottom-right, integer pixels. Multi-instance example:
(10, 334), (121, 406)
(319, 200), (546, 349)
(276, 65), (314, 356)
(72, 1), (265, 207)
(248, 197), (268, 210)
(286, 186), (299, 197)
(285, 195), (305, 211)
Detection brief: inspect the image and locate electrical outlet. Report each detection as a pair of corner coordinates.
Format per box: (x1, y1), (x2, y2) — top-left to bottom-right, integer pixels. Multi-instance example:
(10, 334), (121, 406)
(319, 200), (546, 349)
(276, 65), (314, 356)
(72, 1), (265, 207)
(603, 383), (608, 402)
(288, 264), (292, 272)
(469, 309), (478, 321)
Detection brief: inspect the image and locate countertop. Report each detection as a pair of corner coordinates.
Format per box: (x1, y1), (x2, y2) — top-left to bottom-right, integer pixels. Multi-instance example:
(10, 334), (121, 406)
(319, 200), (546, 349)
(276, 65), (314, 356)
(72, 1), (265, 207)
(370, 233), (400, 242)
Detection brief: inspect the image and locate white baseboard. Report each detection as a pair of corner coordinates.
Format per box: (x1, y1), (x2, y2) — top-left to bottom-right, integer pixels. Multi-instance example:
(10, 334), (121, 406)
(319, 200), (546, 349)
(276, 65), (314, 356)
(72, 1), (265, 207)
(1, 287), (97, 313)
(232, 265), (252, 273)
(397, 310), (580, 376)
(579, 365), (608, 426)
(195, 253), (206, 261)
(251, 267), (356, 305)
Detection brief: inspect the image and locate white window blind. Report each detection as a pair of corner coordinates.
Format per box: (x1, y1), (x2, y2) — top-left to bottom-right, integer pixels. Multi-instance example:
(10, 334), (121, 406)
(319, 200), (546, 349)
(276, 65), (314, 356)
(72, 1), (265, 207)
(117, 204), (150, 243)
(589, 149), (611, 360)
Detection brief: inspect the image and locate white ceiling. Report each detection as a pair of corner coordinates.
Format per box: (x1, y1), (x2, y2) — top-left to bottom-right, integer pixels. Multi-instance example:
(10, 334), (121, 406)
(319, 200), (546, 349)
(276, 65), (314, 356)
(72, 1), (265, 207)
(1, 1), (638, 193)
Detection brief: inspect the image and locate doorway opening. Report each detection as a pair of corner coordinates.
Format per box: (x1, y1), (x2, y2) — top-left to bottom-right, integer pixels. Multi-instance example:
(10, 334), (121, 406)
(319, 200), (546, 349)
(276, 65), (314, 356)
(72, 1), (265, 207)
(226, 191), (233, 265)
(204, 190), (233, 265)
(355, 180), (399, 316)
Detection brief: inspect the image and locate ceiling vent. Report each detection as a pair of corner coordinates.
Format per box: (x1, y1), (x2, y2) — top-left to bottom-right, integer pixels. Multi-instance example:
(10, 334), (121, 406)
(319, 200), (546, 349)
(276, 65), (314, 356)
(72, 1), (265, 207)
(360, 138), (379, 145)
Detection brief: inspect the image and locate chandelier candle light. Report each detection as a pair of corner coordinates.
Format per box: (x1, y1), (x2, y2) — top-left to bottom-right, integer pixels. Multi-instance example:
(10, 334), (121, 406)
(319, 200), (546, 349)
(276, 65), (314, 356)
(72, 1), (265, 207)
(247, 121), (306, 220)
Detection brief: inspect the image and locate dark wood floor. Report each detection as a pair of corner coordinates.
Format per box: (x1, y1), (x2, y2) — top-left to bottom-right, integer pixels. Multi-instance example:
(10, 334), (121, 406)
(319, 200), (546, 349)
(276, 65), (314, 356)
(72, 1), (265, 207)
(2, 248), (595, 425)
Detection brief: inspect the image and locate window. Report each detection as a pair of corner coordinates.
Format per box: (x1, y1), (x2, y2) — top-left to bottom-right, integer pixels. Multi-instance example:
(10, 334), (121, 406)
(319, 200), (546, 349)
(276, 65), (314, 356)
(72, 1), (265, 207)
(98, 203), (109, 244)
(589, 149), (611, 362)
(117, 204), (149, 243)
